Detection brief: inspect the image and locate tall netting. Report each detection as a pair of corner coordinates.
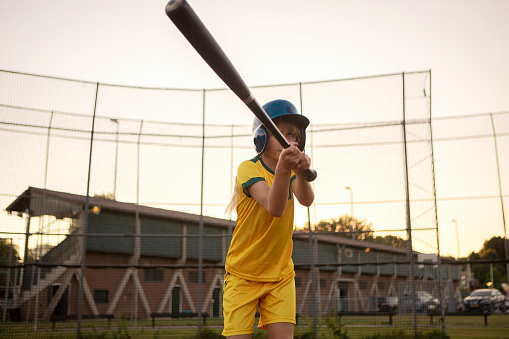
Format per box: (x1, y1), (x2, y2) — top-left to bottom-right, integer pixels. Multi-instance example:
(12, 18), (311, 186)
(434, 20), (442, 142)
(0, 69), (507, 338)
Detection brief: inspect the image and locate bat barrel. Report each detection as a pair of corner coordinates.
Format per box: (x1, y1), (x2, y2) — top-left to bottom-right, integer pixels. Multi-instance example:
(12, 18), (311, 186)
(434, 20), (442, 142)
(165, 0), (185, 13)
(165, 0), (317, 182)
(165, 0), (252, 103)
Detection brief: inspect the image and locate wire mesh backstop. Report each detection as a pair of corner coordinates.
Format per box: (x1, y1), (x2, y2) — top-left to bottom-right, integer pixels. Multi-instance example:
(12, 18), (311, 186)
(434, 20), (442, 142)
(0, 69), (508, 338)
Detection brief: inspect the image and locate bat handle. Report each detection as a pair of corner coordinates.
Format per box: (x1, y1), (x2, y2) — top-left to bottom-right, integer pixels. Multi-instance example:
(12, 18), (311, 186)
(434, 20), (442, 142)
(303, 168), (317, 182)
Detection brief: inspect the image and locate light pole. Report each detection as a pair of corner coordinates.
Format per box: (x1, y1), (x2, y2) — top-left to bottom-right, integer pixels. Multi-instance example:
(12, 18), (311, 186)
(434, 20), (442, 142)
(111, 119), (119, 199)
(452, 219), (460, 259)
(345, 187), (354, 239)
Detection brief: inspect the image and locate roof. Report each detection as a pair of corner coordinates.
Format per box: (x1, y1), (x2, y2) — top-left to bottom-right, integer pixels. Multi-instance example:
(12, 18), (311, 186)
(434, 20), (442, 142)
(5, 187), (234, 229)
(7, 187), (415, 256)
(293, 231), (411, 256)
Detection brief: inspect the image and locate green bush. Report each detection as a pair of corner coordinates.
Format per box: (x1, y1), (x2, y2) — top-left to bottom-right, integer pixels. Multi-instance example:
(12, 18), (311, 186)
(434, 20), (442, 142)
(324, 314), (349, 339)
(194, 327), (225, 338)
(361, 329), (449, 339)
(295, 331), (314, 339)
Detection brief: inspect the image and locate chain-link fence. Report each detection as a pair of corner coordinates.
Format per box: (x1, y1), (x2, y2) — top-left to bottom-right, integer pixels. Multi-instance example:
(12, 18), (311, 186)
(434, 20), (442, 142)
(0, 69), (507, 338)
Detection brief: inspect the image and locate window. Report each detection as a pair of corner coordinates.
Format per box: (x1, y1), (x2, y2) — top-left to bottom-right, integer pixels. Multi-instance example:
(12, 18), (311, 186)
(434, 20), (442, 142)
(144, 268), (164, 282)
(320, 278), (327, 289)
(189, 270), (206, 283)
(94, 290), (109, 304)
(359, 281), (368, 290)
(377, 282), (385, 291)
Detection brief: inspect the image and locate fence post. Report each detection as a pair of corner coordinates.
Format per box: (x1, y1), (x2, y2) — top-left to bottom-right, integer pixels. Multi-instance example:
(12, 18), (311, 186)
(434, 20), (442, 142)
(77, 82), (99, 337)
(401, 72), (417, 336)
(197, 89), (206, 336)
(427, 69), (447, 337)
(133, 120), (143, 327)
(301, 82), (318, 339)
(489, 113), (509, 284)
(2, 239), (13, 322)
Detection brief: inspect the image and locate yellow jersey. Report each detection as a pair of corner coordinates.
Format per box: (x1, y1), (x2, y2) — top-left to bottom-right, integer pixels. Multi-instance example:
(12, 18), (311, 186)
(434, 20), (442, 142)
(225, 156), (296, 282)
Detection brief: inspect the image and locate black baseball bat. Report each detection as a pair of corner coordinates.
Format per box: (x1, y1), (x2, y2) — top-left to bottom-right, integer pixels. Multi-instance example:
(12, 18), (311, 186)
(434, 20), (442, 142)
(165, 0), (317, 182)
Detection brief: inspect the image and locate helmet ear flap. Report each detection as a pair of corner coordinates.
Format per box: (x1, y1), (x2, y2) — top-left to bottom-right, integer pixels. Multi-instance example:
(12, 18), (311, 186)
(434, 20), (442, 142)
(253, 126), (267, 155)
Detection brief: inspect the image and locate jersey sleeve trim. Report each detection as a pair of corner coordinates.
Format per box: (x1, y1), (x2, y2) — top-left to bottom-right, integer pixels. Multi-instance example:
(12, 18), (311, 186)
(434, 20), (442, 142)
(290, 174), (296, 184)
(241, 177), (265, 197)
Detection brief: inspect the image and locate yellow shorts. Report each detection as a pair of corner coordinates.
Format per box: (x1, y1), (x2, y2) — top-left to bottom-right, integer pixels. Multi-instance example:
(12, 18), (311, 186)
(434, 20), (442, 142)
(221, 271), (296, 337)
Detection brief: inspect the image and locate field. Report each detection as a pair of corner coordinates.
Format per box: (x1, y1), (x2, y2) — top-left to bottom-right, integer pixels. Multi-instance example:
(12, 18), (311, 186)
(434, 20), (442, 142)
(0, 314), (508, 338)
(438, 314), (509, 339)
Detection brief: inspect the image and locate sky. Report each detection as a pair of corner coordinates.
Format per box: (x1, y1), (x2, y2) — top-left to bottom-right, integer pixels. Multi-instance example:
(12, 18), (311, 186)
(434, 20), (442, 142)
(0, 0), (508, 118)
(0, 0), (508, 258)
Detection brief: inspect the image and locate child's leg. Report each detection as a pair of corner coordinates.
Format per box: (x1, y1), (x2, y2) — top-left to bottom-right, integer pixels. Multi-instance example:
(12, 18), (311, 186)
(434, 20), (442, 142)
(267, 322), (294, 339)
(257, 272), (296, 334)
(222, 273), (259, 337)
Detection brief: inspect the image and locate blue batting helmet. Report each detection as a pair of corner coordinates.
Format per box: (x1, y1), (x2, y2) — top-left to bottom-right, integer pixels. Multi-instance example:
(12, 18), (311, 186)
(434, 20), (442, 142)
(253, 99), (309, 155)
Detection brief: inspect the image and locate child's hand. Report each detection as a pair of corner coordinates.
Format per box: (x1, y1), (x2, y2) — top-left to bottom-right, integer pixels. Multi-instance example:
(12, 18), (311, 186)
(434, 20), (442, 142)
(293, 152), (312, 177)
(287, 141), (311, 177)
(277, 143), (302, 173)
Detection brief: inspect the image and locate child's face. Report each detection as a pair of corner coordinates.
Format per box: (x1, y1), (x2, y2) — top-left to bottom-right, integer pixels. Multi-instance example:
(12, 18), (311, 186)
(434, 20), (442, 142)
(264, 120), (299, 161)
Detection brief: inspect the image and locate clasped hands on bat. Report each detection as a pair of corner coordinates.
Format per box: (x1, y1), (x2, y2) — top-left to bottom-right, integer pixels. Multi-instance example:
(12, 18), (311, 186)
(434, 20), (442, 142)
(278, 142), (312, 178)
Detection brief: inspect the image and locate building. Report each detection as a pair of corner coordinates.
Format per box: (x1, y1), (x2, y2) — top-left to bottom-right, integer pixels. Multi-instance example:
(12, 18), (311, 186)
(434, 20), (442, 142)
(4, 187), (460, 321)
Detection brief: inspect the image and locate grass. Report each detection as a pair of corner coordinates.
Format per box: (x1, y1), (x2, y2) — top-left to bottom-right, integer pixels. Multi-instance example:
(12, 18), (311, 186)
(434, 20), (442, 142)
(0, 314), (507, 338)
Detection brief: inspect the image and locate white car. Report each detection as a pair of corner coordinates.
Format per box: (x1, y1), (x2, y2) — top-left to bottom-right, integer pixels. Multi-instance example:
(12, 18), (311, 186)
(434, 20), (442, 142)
(401, 291), (440, 313)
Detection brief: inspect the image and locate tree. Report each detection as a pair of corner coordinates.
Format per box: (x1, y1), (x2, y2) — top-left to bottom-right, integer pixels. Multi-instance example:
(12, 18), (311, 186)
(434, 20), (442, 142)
(469, 237), (508, 291)
(94, 192), (115, 200)
(0, 239), (20, 287)
(369, 235), (407, 248)
(0, 239), (19, 264)
(482, 236), (507, 261)
(303, 215), (407, 248)
(470, 249), (495, 288)
(304, 215), (374, 240)
(468, 251), (481, 261)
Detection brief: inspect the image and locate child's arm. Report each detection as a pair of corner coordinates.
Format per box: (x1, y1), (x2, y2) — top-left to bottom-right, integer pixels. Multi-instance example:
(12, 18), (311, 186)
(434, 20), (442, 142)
(292, 152), (315, 207)
(247, 145), (302, 217)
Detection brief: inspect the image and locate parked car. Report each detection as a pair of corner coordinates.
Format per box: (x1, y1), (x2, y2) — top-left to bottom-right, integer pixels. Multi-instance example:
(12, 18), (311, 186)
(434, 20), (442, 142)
(462, 289), (506, 313)
(416, 291), (440, 312)
(444, 295), (463, 313)
(377, 296), (398, 313)
(400, 291), (440, 313)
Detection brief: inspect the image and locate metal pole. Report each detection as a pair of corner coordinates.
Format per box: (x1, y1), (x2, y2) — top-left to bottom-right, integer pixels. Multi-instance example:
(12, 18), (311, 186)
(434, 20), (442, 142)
(227, 124), (234, 244)
(33, 220), (43, 330)
(133, 120), (143, 327)
(427, 69), (446, 336)
(19, 210), (30, 308)
(33, 111), (53, 330)
(452, 219), (460, 259)
(490, 263), (494, 288)
(300, 82), (318, 339)
(345, 187), (354, 239)
(401, 72), (417, 335)
(77, 82), (99, 337)
(489, 113), (509, 285)
(197, 89), (206, 336)
(2, 239), (13, 322)
(308, 208), (318, 339)
(111, 119), (119, 199)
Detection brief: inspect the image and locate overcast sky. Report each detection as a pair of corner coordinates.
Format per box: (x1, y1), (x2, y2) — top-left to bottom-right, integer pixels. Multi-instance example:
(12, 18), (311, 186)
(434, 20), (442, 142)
(1, 0), (508, 118)
(1, 0), (508, 257)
